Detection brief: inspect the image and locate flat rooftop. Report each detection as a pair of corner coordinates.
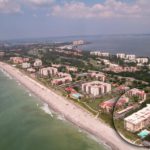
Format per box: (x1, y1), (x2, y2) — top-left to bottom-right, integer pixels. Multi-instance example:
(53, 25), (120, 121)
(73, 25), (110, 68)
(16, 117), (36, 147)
(124, 104), (150, 125)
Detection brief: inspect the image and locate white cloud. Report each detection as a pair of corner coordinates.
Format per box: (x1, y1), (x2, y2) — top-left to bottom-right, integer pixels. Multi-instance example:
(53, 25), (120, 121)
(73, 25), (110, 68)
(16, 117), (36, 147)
(25, 0), (54, 7)
(0, 0), (21, 13)
(51, 0), (150, 19)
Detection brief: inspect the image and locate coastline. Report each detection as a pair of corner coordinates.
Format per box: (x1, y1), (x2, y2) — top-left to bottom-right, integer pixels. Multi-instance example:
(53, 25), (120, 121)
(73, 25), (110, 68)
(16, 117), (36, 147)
(0, 62), (145, 150)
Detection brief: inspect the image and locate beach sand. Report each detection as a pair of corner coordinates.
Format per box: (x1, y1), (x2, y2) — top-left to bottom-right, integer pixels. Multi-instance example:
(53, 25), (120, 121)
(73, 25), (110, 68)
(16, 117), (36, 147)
(0, 62), (146, 150)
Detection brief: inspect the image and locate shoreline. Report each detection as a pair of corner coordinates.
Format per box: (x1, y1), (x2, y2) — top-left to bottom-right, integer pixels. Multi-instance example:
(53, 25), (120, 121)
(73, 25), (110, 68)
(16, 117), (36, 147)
(0, 62), (145, 150)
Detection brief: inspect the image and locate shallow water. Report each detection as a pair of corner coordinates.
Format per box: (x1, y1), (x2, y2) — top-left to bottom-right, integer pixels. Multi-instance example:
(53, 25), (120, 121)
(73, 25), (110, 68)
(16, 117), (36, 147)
(0, 70), (107, 150)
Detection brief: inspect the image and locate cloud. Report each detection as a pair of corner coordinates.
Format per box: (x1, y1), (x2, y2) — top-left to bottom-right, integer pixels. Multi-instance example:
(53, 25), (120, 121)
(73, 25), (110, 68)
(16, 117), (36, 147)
(25, 0), (54, 7)
(50, 0), (150, 19)
(0, 0), (21, 13)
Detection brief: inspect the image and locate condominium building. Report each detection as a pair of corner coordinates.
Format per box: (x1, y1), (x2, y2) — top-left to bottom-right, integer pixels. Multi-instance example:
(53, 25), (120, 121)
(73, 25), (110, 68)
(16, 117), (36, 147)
(51, 75), (72, 85)
(126, 88), (146, 101)
(126, 54), (136, 60)
(10, 57), (29, 64)
(81, 81), (111, 97)
(73, 40), (84, 45)
(136, 58), (149, 64)
(66, 66), (78, 72)
(116, 53), (126, 59)
(124, 104), (150, 132)
(22, 62), (31, 69)
(89, 72), (106, 82)
(39, 67), (58, 77)
(90, 51), (110, 57)
(33, 59), (42, 67)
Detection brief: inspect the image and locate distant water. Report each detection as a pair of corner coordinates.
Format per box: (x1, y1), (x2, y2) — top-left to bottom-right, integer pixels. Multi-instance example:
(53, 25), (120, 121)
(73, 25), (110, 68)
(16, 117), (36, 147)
(0, 70), (107, 150)
(78, 35), (150, 57)
(7, 34), (150, 57)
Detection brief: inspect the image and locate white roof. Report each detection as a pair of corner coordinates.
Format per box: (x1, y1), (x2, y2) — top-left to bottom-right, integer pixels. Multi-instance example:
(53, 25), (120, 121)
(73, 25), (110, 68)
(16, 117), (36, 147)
(124, 104), (150, 125)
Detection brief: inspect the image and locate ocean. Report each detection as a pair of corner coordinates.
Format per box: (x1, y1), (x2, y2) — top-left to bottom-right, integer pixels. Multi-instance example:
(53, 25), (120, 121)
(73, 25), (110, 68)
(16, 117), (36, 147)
(0, 70), (107, 150)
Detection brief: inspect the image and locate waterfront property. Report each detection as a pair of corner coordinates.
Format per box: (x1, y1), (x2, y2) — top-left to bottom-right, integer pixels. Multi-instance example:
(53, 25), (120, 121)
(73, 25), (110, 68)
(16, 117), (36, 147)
(81, 81), (111, 97)
(51, 73), (72, 85)
(39, 67), (58, 77)
(124, 104), (150, 132)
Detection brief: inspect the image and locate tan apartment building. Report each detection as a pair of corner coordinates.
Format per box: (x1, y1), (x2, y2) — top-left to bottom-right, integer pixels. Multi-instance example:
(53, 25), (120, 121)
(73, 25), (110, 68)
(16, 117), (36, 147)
(124, 104), (150, 132)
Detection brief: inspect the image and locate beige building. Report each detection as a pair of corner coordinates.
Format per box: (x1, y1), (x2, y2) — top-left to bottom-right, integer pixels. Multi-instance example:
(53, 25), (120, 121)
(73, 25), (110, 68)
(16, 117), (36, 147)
(124, 104), (150, 132)
(22, 62), (31, 69)
(33, 59), (42, 67)
(116, 53), (126, 59)
(51, 73), (72, 85)
(136, 58), (149, 64)
(89, 72), (106, 82)
(126, 54), (136, 60)
(82, 81), (111, 97)
(39, 67), (58, 77)
(73, 40), (84, 45)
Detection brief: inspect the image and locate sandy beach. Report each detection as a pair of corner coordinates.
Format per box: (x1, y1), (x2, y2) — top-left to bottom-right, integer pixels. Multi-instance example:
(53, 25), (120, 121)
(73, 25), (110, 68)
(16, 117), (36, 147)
(0, 62), (146, 150)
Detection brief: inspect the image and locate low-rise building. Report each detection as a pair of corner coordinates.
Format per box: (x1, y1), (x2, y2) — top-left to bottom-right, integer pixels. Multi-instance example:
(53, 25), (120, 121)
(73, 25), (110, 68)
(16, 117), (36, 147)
(126, 54), (136, 60)
(90, 51), (110, 57)
(27, 68), (36, 73)
(51, 75), (72, 85)
(116, 53), (126, 59)
(89, 72), (106, 82)
(82, 81), (111, 97)
(10, 57), (29, 64)
(33, 59), (42, 67)
(136, 58), (149, 64)
(22, 62), (31, 69)
(73, 40), (84, 45)
(124, 104), (150, 132)
(126, 88), (146, 101)
(39, 67), (58, 77)
(100, 96), (129, 113)
(66, 66), (78, 72)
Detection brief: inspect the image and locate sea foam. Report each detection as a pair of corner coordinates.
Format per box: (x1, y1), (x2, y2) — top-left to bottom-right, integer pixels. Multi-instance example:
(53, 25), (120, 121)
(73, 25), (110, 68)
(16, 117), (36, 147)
(41, 103), (53, 118)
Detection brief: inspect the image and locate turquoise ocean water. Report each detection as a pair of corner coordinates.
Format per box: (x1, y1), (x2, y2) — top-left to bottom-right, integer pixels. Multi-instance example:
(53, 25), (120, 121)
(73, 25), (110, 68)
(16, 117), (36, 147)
(0, 70), (107, 150)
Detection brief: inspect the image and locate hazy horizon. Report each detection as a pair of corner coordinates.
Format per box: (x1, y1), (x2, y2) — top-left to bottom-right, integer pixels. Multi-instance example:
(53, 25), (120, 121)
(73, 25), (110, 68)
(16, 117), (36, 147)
(0, 0), (150, 40)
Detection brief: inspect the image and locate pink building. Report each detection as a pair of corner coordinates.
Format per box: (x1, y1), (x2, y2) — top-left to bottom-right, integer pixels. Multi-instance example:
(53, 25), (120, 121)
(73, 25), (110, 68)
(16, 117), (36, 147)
(51, 73), (72, 85)
(10, 57), (29, 64)
(89, 72), (106, 81)
(126, 88), (146, 100)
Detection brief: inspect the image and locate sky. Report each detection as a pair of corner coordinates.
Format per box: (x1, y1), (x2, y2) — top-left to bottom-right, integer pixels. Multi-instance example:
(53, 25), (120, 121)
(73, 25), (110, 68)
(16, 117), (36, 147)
(0, 0), (150, 40)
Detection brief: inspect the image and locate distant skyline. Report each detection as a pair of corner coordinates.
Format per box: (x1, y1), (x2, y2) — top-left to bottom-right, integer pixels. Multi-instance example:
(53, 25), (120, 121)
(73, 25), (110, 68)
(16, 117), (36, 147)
(0, 0), (150, 40)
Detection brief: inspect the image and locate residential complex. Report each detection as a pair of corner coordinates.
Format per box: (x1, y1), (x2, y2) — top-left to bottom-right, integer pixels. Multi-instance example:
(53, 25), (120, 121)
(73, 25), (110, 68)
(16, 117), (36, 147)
(22, 62), (31, 69)
(81, 81), (111, 97)
(124, 104), (150, 132)
(136, 58), (149, 64)
(33, 59), (42, 67)
(39, 67), (58, 77)
(126, 88), (146, 100)
(90, 51), (110, 57)
(51, 73), (72, 85)
(116, 53), (126, 59)
(89, 72), (106, 82)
